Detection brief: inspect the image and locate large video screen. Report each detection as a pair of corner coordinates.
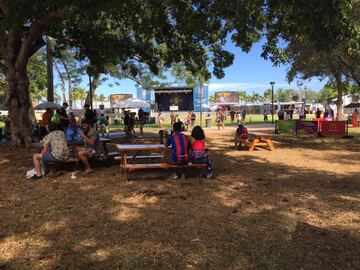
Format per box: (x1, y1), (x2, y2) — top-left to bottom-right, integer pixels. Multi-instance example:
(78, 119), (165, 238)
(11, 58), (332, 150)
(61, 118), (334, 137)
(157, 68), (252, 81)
(215, 91), (239, 104)
(110, 94), (133, 107)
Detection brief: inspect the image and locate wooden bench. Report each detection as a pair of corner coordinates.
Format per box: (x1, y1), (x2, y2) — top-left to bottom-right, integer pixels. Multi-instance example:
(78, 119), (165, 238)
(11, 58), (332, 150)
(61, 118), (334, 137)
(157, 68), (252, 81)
(121, 162), (207, 181)
(100, 151), (120, 158)
(44, 157), (80, 174)
(114, 155), (164, 160)
(270, 140), (282, 146)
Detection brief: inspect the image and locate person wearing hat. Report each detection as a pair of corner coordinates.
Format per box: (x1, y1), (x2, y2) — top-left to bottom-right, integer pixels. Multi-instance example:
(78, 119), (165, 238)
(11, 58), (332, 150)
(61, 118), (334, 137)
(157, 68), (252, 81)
(84, 104), (97, 125)
(75, 120), (100, 173)
(59, 102), (70, 130)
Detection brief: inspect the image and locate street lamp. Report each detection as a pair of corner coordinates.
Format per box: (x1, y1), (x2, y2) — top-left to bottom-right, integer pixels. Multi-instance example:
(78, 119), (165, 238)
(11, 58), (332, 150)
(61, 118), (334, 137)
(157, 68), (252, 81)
(270, 81), (275, 124)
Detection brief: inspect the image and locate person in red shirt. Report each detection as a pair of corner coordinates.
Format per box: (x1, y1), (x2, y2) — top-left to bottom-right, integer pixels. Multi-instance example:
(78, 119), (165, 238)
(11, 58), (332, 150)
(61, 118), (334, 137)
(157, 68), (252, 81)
(234, 123), (248, 150)
(40, 108), (53, 138)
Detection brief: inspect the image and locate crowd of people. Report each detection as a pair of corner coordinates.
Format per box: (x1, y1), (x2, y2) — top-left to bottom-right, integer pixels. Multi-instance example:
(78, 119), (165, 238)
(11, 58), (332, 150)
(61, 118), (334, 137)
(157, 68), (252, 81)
(31, 102), (106, 180)
(123, 108), (146, 137)
(158, 111), (197, 131)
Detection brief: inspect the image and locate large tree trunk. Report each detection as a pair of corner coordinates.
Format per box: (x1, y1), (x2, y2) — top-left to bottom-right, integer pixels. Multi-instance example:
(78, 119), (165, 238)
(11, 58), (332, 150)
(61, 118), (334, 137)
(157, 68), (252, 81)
(334, 71), (344, 120)
(54, 61), (67, 103)
(85, 72), (100, 106)
(46, 36), (54, 102)
(1, 6), (64, 146)
(6, 65), (33, 146)
(61, 59), (73, 109)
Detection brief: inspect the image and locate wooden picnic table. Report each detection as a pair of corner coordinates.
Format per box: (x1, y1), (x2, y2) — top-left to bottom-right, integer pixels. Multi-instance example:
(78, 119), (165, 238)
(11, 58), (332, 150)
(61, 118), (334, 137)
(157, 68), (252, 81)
(115, 143), (206, 181)
(116, 144), (166, 165)
(116, 144), (167, 180)
(247, 132), (276, 151)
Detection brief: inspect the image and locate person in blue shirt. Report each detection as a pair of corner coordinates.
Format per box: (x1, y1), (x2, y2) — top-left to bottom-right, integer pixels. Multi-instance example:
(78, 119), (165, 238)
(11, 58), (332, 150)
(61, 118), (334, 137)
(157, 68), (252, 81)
(164, 122), (190, 179)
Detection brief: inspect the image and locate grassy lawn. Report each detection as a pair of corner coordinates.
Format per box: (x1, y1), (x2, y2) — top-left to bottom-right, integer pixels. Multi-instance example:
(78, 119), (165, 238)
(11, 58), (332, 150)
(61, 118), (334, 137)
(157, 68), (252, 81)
(109, 114), (317, 131)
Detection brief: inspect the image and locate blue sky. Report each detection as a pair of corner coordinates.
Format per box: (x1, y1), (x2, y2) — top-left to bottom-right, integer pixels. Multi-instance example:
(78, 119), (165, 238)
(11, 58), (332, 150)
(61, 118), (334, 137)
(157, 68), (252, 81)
(72, 38), (326, 99)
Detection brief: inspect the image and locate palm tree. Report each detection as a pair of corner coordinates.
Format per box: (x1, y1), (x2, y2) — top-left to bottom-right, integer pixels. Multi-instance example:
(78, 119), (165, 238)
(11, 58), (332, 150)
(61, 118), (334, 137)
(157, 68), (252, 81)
(98, 93), (106, 105)
(93, 94), (98, 108)
(72, 87), (87, 108)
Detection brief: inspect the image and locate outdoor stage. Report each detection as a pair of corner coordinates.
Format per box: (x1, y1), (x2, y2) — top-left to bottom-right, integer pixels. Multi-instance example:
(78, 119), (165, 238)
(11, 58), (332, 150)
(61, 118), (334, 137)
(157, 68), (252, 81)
(154, 86), (194, 111)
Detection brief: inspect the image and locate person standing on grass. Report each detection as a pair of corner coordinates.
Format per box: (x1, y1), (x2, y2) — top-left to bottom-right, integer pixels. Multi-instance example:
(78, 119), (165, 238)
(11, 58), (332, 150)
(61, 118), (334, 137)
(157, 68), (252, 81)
(138, 108), (145, 136)
(241, 110), (247, 121)
(31, 122), (69, 180)
(75, 120), (100, 173)
(236, 110), (242, 125)
(158, 112), (164, 128)
(98, 113), (107, 137)
(299, 107), (305, 120)
(263, 110), (268, 122)
(185, 111), (192, 131)
(105, 116), (110, 137)
(289, 107), (294, 120)
(190, 111), (196, 130)
(164, 122), (190, 179)
(123, 110), (130, 135)
(220, 111), (225, 129)
(190, 126), (212, 178)
(170, 111), (177, 126)
(316, 108), (322, 119)
(129, 113), (136, 137)
(215, 111), (221, 130)
(230, 110), (236, 122)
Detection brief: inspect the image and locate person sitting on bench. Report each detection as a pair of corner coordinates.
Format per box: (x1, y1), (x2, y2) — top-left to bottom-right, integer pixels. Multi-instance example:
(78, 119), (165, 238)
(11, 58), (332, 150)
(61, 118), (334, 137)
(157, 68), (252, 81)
(31, 122), (69, 180)
(234, 123), (249, 150)
(190, 126), (212, 178)
(164, 122), (190, 179)
(75, 120), (100, 173)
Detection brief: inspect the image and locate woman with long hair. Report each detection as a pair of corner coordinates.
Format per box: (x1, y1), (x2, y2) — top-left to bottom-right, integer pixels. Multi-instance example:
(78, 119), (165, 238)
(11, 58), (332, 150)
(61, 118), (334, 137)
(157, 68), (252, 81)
(190, 126), (212, 178)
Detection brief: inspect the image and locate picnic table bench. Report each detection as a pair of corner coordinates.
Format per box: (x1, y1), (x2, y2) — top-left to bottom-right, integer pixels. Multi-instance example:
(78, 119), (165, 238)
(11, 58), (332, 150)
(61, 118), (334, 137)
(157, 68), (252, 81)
(247, 132), (281, 151)
(116, 144), (207, 181)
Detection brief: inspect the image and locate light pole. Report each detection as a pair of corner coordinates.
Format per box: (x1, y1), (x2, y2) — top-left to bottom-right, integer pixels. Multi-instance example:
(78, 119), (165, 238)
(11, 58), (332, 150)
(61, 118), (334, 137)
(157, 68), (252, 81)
(270, 81), (275, 124)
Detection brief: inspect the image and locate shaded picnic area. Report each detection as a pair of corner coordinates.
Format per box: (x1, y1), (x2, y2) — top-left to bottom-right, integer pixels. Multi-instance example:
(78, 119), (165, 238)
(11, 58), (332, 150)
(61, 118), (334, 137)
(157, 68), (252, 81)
(1, 126), (359, 269)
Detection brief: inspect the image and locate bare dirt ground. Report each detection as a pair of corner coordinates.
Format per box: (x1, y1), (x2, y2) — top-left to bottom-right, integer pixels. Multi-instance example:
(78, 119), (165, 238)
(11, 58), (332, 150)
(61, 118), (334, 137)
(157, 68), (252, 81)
(0, 126), (360, 270)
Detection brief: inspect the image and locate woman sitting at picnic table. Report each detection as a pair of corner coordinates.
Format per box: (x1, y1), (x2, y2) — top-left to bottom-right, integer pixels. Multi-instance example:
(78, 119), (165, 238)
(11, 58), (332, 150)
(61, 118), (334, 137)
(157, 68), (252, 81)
(75, 120), (101, 173)
(234, 123), (249, 150)
(190, 126), (212, 178)
(31, 122), (69, 180)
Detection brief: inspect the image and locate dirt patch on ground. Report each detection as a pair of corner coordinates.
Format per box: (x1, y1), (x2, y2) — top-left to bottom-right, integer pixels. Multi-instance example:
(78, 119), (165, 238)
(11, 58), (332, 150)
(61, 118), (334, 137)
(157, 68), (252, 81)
(0, 127), (359, 269)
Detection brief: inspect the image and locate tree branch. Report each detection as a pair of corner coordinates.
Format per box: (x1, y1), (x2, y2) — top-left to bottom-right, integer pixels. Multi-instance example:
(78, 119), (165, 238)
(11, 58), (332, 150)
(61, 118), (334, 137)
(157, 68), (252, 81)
(0, 0), (9, 13)
(16, 8), (65, 70)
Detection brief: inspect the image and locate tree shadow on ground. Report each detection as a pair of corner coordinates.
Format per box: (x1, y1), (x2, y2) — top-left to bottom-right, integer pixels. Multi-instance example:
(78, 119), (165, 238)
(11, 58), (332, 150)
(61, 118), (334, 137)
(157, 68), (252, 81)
(0, 136), (359, 269)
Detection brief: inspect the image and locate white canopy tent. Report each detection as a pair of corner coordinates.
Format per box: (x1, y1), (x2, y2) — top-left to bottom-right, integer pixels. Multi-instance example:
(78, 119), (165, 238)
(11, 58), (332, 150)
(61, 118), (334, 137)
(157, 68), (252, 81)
(116, 98), (150, 109)
(34, 102), (62, 110)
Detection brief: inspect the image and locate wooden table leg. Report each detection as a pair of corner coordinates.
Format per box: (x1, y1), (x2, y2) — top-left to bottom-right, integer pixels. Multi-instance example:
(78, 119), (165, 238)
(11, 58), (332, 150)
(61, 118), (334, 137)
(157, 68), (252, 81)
(249, 138), (259, 151)
(265, 139), (275, 151)
(120, 152), (128, 182)
(102, 142), (108, 155)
